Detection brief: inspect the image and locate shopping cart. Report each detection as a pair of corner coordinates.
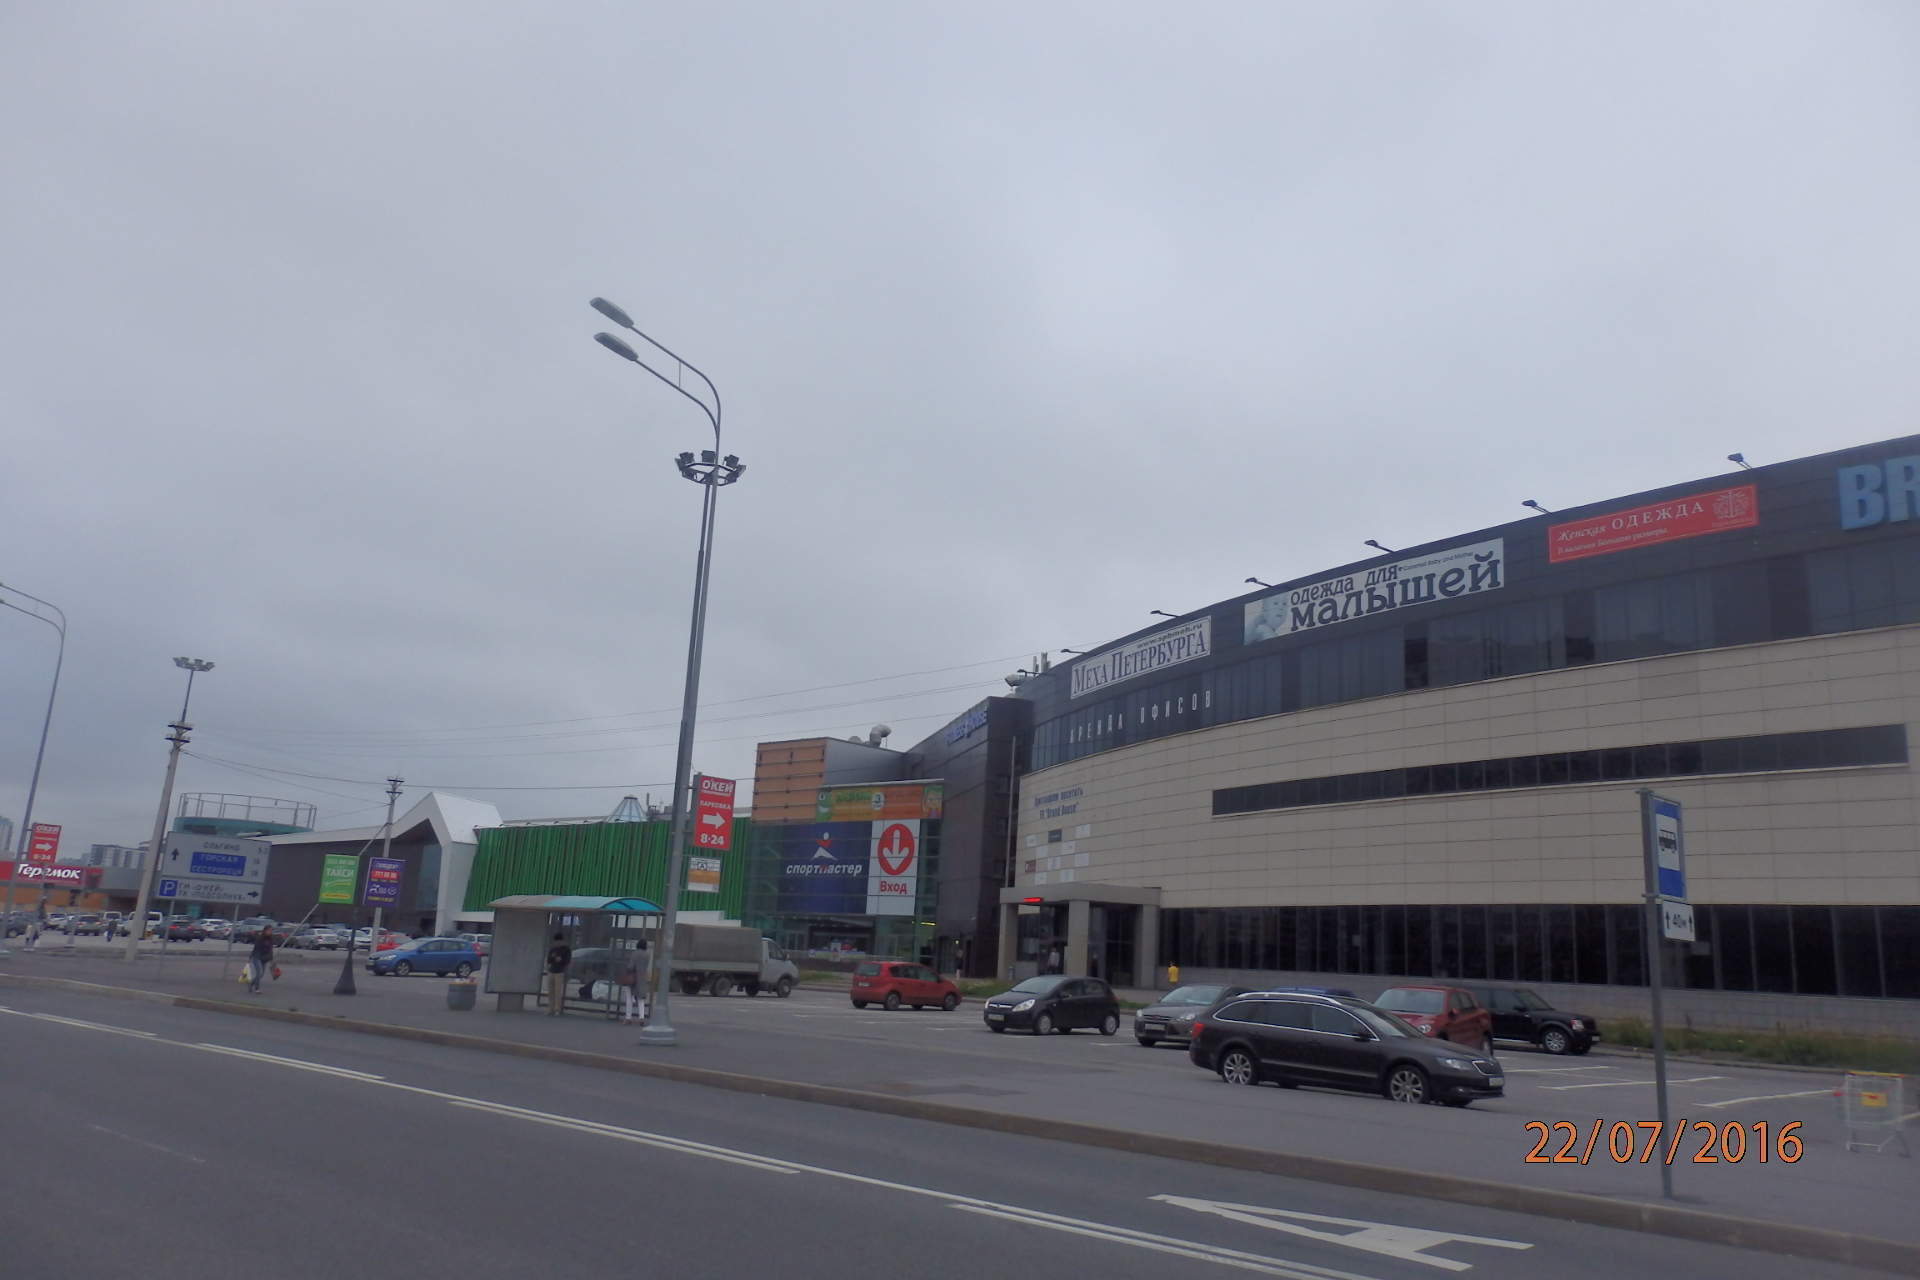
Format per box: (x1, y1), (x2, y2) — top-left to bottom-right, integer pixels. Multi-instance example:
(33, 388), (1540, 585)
(1838, 1071), (1911, 1156)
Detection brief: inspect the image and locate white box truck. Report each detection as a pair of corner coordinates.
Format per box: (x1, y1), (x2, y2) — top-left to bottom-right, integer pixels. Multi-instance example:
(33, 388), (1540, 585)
(671, 923), (799, 997)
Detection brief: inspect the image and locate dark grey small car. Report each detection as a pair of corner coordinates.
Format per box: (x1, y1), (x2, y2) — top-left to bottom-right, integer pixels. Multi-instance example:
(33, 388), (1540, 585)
(1133, 984), (1250, 1046)
(983, 975), (1121, 1036)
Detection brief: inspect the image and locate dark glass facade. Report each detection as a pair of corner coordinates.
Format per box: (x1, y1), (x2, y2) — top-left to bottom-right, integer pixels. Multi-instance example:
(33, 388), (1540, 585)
(1019, 435), (1920, 771)
(1160, 903), (1920, 998)
(1214, 725), (1908, 816)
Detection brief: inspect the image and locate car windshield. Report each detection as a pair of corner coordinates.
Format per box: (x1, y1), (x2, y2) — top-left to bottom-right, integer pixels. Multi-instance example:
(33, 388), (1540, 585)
(1158, 984), (1230, 1006)
(1336, 999), (1421, 1038)
(1006, 975), (1067, 995)
(1375, 988), (1445, 1014)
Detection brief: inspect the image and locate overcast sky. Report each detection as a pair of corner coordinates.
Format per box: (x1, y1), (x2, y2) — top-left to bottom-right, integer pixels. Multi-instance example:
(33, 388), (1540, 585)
(3, 2), (1917, 853)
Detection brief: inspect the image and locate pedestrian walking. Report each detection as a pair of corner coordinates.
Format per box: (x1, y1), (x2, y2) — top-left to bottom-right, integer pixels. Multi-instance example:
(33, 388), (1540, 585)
(247, 927), (275, 994)
(545, 932), (572, 1016)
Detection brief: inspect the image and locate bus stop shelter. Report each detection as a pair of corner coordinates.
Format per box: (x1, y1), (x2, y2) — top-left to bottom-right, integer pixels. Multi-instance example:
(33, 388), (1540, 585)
(485, 894), (662, 1014)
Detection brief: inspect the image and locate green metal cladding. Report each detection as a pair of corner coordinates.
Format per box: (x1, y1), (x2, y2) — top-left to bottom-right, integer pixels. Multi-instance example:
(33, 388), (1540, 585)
(463, 818), (748, 919)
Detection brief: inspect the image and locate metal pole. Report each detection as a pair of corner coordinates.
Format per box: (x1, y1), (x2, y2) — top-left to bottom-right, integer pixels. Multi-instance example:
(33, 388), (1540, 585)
(639, 474), (720, 1047)
(125, 663), (209, 962)
(1638, 788), (1674, 1200)
(340, 778), (400, 992)
(0, 588), (64, 956)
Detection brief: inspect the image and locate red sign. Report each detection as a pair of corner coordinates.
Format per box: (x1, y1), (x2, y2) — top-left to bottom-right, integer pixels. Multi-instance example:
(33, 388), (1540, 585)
(694, 776), (736, 849)
(1547, 484), (1758, 564)
(27, 823), (60, 866)
(875, 823), (917, 877)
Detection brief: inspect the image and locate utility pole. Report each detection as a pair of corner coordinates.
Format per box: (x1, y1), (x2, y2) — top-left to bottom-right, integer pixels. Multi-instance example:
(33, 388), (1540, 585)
(374, 777), (401, 945)
(124, 659), (213, 962)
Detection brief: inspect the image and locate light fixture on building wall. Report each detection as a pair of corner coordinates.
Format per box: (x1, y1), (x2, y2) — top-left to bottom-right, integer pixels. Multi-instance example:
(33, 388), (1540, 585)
(1728, 453), (1755, 471)
(1521, 499), (1553, 515)
(1363, 539), (1395, 554)
(1245, 577), (1275, 589)
(1150, 609), (1179, 620)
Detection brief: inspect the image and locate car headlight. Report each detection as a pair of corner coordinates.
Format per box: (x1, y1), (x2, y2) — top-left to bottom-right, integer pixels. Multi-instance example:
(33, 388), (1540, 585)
(1438, 1058), (1473, 1071)
(1174, 1012), (1196, 1022)
(1012, 998), (1036, 1012)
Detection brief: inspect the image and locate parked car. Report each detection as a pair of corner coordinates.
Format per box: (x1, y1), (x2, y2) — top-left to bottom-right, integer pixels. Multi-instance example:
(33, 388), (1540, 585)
(352, 927), (404, 951)
(162, 918), (206, 941)
(199, 918), (232, 940)
(982, 975), (1121, 1036)
(851, 961), (961, 1011)
(1187, 991), (1505, 1106)
(72, 914), (106, 935)
(232, 917), (278, 943)
(287, 925), (344, 950)
(368, 936), (483, 978)
(102, 911), (127, 937)
(1133, 984), (1251, 1046)
(1370, 985), (1495, 1053)
(1458, 984), (1600, 1055)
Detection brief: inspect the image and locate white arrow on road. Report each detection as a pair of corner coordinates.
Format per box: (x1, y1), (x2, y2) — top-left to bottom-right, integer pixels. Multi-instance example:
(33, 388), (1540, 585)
(1153, 1196), (1531, 1271)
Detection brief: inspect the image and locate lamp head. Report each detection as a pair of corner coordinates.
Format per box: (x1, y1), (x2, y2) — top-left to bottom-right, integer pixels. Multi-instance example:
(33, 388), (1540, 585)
(590, 297), (636, 330)
(1521, 499), (1551, 515)
(173, 657), (214, 673)
(595, 332), (640, 362)
(1728, 452), (1754, 470)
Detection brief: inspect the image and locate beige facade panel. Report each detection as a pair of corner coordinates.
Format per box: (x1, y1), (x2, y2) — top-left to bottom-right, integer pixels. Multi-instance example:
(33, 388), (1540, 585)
(1014, 627), (1919, 908)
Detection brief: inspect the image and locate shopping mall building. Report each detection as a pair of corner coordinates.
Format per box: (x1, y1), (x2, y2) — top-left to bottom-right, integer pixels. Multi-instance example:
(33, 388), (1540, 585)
(991, 435), (1920, 1033)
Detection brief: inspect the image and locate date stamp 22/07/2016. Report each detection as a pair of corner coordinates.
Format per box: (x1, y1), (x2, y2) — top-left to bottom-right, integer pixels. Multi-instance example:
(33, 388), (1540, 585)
(1525, 1119), (1804, 1165)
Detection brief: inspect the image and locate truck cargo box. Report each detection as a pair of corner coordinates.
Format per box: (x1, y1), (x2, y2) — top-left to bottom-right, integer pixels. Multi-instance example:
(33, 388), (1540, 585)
(674, 922), (762, 966)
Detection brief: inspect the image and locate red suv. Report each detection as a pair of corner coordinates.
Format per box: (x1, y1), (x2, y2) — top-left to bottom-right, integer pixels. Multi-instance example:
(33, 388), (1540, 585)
(1372, 985), (1494, 1053)
(851, 961), (961, 1011)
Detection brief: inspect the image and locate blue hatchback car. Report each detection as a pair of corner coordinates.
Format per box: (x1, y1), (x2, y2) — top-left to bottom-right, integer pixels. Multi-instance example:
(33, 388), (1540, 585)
(368, 937), (482, 978)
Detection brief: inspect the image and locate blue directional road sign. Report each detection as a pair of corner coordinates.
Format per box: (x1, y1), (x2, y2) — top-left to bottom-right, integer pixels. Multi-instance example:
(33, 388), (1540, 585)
(160, 835), (270, 886)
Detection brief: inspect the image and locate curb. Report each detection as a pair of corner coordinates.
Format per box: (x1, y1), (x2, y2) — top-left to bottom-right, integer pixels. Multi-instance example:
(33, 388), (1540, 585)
(1, 969), (1912, 1276)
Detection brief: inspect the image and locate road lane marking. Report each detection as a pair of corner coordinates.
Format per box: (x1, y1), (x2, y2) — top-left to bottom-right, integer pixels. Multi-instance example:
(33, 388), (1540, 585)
(193, 1043), (386, 1081)
(1543, 1076), (1725, 1090)
(0, 1007), (158, 1038)
(1699, 1088), (1832, 1109)
(4, 1002), (1401, 1280)
(1501, 1066), (1614, 1075)
(87, 1124), (206, 1163)
(1155, 1196), (1531, 1272)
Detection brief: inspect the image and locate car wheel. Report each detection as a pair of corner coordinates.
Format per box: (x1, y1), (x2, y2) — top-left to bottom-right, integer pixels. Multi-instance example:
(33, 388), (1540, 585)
(680, 978), (702, 996)
(1099, 1012), (1120, 1037)
(1570, 1042), (1592, 1056)
(989, 1024), (1006, 1033)
(394, 961), (413, 976)
(1385, 1063), (1431, 1104)
(1442, 1098), (1473, 1108)
(882, 992), (902, 1012)
(1032, 1011), (1054, 1036)
(743, 982), (760, 997)
(941, 992), (960, 1011)
(1540, 1026), (1573, 1055)
(454, 962), (473, 978)
(710, 975), (733, 997)
(775, 977), (794, 998)
(1136, 1034), (1158, 1047)
(1219, 1048), (1259, 1086)
(852, 1000), (867, 1009)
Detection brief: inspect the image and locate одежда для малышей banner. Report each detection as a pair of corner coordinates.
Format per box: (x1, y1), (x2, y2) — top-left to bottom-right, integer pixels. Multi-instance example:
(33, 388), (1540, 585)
(1243, 539), (1506, 644)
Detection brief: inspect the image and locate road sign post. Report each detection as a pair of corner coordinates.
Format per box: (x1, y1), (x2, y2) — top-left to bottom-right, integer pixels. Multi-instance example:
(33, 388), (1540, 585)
(1638, 789), (1685, 1200)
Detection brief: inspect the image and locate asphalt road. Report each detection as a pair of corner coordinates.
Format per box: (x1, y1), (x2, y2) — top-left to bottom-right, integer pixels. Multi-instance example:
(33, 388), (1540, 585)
(0, 984), (1885, 1280)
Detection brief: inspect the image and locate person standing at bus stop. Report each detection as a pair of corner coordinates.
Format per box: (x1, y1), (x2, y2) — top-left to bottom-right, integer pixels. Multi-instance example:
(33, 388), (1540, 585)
(545, 932), (571, 1016)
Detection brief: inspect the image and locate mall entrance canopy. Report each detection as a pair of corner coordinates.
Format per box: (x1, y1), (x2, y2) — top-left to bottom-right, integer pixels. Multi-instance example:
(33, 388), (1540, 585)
(486, 894), (662, 1013)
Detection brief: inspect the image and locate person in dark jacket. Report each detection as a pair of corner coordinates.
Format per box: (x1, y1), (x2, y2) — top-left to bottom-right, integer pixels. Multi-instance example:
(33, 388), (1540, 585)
(545, 933), (572, 1015)
(247, 928), (275, 993)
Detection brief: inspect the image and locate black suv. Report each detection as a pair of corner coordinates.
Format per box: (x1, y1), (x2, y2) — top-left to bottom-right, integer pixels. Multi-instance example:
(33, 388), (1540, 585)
(1458, 984), (1599, 1055)
(1188, 991), (1504, 1107)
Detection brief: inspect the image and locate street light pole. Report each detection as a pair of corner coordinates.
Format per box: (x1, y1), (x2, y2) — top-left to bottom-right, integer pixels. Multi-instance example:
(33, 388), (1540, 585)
(0, 585), (65, 954)
(124, 658), (214, 962)
(592, 297), (744, 1048)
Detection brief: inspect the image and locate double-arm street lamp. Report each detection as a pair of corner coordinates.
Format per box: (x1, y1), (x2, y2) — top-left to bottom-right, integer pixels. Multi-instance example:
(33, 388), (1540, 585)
(592, 297), (744, 1047)
(0, 584), (65, 951)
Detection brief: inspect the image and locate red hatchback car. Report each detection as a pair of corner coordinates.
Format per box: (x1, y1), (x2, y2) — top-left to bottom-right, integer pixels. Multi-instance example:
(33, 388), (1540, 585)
(851, 961), (961, 1011)
(1372, 985), (1495, 1053)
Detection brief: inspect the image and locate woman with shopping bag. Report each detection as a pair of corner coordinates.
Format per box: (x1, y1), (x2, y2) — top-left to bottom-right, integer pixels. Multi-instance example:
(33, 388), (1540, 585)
(246, 927), (276, 994)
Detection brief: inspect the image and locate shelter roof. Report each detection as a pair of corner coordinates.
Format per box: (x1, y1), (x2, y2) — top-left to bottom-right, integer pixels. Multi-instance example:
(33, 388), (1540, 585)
(487, 894), (662, 913)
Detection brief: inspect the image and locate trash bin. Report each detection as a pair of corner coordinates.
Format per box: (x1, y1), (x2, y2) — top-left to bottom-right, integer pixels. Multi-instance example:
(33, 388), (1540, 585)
(447, 980), (477, 1011)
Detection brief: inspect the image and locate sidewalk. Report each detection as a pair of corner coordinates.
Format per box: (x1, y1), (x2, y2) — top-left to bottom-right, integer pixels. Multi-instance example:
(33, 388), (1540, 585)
(4, 947), (1913, 1256)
